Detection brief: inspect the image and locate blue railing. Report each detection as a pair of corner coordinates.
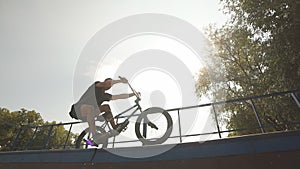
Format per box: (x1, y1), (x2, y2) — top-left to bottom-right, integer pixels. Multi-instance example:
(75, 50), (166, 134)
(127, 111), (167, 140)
(9, 90), (300, 151)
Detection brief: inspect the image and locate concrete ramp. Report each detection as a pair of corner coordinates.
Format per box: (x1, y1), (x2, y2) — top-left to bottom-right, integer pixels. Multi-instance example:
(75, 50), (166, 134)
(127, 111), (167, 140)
(1, 131), (300, 169)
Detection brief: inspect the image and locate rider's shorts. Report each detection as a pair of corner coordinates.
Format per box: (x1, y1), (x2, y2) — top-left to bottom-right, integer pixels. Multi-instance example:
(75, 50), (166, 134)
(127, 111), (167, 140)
(69, 104), (110, 122)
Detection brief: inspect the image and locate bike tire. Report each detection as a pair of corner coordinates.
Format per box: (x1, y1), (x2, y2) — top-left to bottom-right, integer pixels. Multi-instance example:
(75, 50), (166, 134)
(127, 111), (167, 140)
(75, 126), (108, 149)
(135, 107), (173, 145)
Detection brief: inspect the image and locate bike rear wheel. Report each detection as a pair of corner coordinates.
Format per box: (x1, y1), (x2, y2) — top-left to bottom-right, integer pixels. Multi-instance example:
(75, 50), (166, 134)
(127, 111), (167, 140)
(135, 107), (173, 145)
(75, 126), (108, 149)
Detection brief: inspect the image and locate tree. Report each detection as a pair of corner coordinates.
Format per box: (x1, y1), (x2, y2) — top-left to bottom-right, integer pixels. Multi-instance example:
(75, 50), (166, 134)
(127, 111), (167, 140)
(0, 108), (76, 151)
(196, 0), (300, 136)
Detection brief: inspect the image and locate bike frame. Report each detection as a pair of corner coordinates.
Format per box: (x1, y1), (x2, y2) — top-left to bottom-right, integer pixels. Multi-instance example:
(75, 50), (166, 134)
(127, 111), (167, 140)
(98, 79), (144, 132)
(114, 101), (142, 121)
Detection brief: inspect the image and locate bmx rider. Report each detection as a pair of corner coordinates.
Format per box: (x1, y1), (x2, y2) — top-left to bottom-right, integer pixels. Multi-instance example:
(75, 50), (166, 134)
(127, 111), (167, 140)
(69, 77), (136, 140)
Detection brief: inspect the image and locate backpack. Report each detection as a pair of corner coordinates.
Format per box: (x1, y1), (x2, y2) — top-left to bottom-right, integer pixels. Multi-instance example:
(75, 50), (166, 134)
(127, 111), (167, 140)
(69, 104), (78, 119)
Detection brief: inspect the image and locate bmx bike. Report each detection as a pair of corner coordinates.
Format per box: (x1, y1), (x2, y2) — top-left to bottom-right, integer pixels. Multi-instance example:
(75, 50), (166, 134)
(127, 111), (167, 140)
(75, 77), (173, 148)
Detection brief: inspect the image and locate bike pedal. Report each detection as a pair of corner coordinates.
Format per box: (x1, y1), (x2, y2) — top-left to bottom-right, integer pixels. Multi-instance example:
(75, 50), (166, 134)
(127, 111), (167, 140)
(115, 120), (130, 133)
(124, 120), (129, 127)
(148, 122), (158, 130)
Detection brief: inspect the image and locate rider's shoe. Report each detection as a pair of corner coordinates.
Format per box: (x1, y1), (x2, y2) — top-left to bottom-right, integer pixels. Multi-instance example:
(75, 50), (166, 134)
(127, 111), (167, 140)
(93, 130), (119, 145)
(115, 121), (129, 133)
(93, 133), (106, 145)
(84, 138), (98, 146)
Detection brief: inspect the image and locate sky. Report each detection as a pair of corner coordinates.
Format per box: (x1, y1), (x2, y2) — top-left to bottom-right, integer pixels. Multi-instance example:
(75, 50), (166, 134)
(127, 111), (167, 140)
(0, 0), (228, 123)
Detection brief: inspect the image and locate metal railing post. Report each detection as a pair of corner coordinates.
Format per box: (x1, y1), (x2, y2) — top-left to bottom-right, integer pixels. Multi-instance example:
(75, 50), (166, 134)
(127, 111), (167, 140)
(10, 127), (24, 151)
(212, 104), (222, 138)
(112, 118), (118, 148)
(249, 99), (265, 133)
(63, 124), (73, 149)
(26, 126), (38, 149)
(142, 121), (147, 140)
(44, 125), (54, 149)
(177, 109), (183, 143)
(291, 92), (300, 108)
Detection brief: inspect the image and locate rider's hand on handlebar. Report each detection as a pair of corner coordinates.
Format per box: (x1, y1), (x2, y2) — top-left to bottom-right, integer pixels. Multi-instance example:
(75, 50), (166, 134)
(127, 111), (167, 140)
(130, 92), (141, 98)
(119, 76), (128, 83)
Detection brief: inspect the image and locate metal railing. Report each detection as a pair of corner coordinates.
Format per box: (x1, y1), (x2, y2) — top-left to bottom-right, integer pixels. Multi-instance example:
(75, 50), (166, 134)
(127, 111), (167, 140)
(165, 89), (300, 142)
(9, 90), (300, 151)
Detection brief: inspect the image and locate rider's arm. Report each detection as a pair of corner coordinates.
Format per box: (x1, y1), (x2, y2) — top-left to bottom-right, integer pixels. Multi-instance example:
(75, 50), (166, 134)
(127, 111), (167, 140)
(110, 93), (135, 100)
(111, 77), (128, 86)
(111, 79), (126, 85)
(95, 78), (127, 88)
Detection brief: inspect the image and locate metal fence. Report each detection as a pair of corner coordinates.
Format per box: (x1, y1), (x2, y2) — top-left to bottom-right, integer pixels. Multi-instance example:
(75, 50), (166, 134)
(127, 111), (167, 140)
(9, 90), (300, 151)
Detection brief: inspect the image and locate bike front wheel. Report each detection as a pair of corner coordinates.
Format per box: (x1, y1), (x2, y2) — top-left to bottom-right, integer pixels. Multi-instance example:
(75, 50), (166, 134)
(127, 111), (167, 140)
(135, 107), (173, 145)
(75, 126), (108, 149)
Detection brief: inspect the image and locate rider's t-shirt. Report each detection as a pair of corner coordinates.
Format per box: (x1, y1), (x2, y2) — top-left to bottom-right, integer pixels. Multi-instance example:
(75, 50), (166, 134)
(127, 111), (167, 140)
(70, 81), (112, 120)
(76, 81), (112, 108)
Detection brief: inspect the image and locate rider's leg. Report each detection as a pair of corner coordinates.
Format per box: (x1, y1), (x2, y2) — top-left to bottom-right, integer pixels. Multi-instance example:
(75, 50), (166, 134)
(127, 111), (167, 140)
(99, 104), (117, 129)
(80, 104), (97, 136)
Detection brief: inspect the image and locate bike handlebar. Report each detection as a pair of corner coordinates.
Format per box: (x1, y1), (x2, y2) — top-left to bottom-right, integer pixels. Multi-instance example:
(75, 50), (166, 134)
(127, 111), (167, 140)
(118, 76), (141, 100)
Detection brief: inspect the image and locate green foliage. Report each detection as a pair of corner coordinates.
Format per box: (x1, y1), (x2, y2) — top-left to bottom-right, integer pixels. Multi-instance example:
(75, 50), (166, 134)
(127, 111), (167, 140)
(196, 0), (300, 136)
(0, 108), (76, 151)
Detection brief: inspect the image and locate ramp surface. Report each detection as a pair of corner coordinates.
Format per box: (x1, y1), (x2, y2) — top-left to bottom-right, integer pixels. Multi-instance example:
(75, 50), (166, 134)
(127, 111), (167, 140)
(1, 131), (300, 169)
